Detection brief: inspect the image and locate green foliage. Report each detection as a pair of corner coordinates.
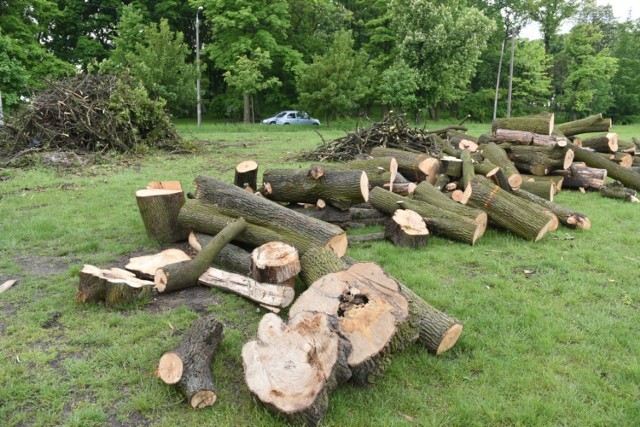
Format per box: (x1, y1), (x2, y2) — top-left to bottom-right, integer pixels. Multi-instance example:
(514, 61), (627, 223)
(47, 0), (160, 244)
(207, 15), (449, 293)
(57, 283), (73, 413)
(609, 19), (640, 122)
(294, 30), (372, 125)
(378, 60), (419, 113)
(511, 39), (553, 113)
(527, 0), (580, 53)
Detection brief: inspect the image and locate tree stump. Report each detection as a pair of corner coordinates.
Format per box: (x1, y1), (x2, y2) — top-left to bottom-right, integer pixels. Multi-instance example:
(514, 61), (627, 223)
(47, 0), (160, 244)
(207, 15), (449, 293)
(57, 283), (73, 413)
(234, 160), (259, 192)
(77, 265), (153, 307)
(384, 209), (429, 248)
(135, 185), (189, 244)
(251, 241), (301, 288)
(157, 315), (224, 409)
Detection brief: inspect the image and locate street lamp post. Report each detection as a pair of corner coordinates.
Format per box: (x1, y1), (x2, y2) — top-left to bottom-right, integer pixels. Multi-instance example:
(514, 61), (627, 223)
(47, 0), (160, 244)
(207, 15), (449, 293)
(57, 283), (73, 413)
(196, 6), (203, 127)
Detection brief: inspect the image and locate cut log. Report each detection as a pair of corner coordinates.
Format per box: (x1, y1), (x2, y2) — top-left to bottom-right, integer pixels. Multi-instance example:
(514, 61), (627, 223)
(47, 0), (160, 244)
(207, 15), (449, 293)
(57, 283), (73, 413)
(261, 168), (369, 210)
(251, 241), (301, 287)
(234, 160), (259, 192)
(439, 156), (463, 178)
(581, 133), (618, 153)
(433, 173), (451, 191)
(147, 181), (183, 190)
(157, 315), (223, 408)
(299, 247), (463, 355)
(286, 203), (351, 228)
(520, 175), (565, 192)
(505, 145), (574, 175)
(597, 152), (633, 168)
(550, 162), (607, 191)
(199, 267), (295, 309)
(77, 265), (153, 307)
(370, 146), (440, 184)
(599, 181), (639, 203)
(348, 232), (386, 244)
(154, 218), (247, 293)
(616, 139), (636, 155)
(188, 232), (252, 276)
(466, 176), (555, 241)
(512, 189), (591, 229)
(289, 262), (415, 386)
(480, 142), (522, 190)
(474, 159), (501, 179)
(125, 249), (192, 280)
(460, 149), (475, 190)
(242, 311), (352, 427)
(493, 129), (566, 147)
(555, 114), (611, 137)
(194, 176), (348, 256)
(519, 179), (555, 201)
(384, 209), (429, 247)
(571, 145), (640, 191)
(368, 187), (485, 245)
(492, 112), (554, 135)
(412, 181), (488, 228)
(136, 187), (189, 244)
(383, 181), (417, 196)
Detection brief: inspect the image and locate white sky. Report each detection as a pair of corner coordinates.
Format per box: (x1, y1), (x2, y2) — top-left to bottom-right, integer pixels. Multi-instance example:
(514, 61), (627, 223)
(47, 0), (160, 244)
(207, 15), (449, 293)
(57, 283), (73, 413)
(521, 0), (639, 39)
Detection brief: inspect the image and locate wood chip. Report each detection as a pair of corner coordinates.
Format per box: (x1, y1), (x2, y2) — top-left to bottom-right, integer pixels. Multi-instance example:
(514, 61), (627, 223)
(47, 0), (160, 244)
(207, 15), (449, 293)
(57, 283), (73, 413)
(0, 279), (18, 294)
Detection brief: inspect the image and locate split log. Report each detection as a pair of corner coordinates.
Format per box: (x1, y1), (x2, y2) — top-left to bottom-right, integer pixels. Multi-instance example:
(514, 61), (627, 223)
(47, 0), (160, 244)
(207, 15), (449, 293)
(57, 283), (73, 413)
(466, 176), (555, 241)
(261, 168), (369, 210)
(581, 133), (618, 153)
(188, 232), (252, 276)
(412, 181), (487, 228)
(571, 145), (640, 191)
(77, 265), (153, 307)
(480, 142), (522, 190)
(251, 241), (301, 287)
(384, 209), (429, 247)
(555, 114), (611, 137)
(512, 189), (591, 229)
(289, 262), (415, 386)
(125, 249), (192, 280)
(368, 187), (485, 245)
(234, 160), (259, 192)
(597, 152), (633, 168)
(505, 145), (574, 175)
(299, 247), (463, 355)
(194, 176), (348, 256)
(154, 218), (247, 293)
(370, 146), (440, 183)
(242, 312), (352, 427)
(599, 181), (639, 203)
(198, 267), (295, 309)
(157, 315), (223, 408)
(136, 187), (189, 244)
(492, 112), (554, 135)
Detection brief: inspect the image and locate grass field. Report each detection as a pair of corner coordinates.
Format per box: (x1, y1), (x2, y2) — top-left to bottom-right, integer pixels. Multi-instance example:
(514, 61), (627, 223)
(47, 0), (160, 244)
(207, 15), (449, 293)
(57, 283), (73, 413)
(0, 120), (639, 426)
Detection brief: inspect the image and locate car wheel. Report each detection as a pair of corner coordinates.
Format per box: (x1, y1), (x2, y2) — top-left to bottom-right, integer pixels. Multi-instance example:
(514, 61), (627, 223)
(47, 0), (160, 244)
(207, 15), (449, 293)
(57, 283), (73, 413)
(269, 122), (276, 125)
(313, 123), (320, 126)
(283, 123), (290, 125)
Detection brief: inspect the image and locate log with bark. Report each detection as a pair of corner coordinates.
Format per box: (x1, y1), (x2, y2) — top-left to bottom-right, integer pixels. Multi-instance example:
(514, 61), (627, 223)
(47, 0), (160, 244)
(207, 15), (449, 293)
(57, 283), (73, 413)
(234, 160), (259, 192)
(412, 181), (488, 228)
(289, 262), (416, 386)
(505, 145), (574, 176)
(519, 179), (556, 201)
(465, 176), (555, 241)
(491, 112), (554, 135)
(571, 145), (640, 191)
(370, 146), (440, 183)
(550, 162), (608, 191)
(285, 203), (352, 228)
(125, 249), (192, 280)
(188, 232), (253, 276)
(384, 209), (429, 247)
(348, 232), (386, 244)
(299, 247), (463, 355)
(251, 241), (301, 287)
(616, 139), (637, 155)
(193, 176), (348, 256)
(580, 133), (618, 153)
(492, 129), (567, 147)
(555, 114), (612, 137)
(136, 183), (189, 244)
(480, 142), (522, 190)
(599, 181), (639, 203)
(157, 315), (223, 408)
(368, 187), (486, 245)
(512, 189), (591, 229)
(77, 265), (154, 307)
(439, 156), (463, 178)
(154, 218), (247, 293)
(242, 311), (352, 427)
(261, 167), (369, 210)
(597, 152), (633, 168)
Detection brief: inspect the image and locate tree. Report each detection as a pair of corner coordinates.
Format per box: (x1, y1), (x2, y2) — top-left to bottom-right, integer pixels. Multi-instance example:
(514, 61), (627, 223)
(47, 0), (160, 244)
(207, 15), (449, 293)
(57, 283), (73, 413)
(527, 0), (580, 54)
(223, 49), (281, 123)
(510, 39), (553, 113)
(378, 60), (419, 114)
(390, 0), (494, 119)
(609, 19), (640, 121)
(294, 30), (372, 126)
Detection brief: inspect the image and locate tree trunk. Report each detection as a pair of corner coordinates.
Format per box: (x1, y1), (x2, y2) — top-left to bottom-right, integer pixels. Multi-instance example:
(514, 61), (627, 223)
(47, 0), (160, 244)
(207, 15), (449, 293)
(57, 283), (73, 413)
(251, 241), (301, 287)
(193, 176), (348, 256)
(369, 187), (485, 245)
(512, 189), (591, 229)
(154, 218), (247, 293)
(243, 94), (251, 124)
(439, 156), (462, 178)
(234, 160), (259, 193)
(384, 209), (429, 248)
(493, 129), (567, 147)
(125, 249), (192, 280)
(479, 142), (522, 190)
(571, 145), (640, 191)
(77, 265), (153, 307)
(157, 315), (223, 408)
(370, 147), (440, 184)
(188, 232), (253, 276)
(285, 203), (352, 228)
(491, 112), (554, 135)
(136, 188), (189, 243)
(242, 312), (352, 427)
(466, 176), (555, 241)
(555, 114), (611, 137)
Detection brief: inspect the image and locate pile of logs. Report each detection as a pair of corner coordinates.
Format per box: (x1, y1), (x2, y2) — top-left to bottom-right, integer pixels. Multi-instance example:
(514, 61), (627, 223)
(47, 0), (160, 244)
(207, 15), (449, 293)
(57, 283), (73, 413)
(74, 110), (638, 426)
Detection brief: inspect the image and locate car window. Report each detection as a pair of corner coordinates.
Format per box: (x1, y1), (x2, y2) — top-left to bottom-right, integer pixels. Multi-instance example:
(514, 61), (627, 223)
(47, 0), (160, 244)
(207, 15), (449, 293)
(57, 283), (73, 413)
(276, 112), (286, 118)
(301, 112), (309, 119)
(287, 113), (296, 118)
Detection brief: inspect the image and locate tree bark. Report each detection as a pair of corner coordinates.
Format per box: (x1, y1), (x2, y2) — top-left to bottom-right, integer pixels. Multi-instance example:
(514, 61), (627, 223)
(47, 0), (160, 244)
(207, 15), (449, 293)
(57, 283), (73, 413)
(571, 145), (640, 191)
(188, 232), (253, 276)
(581, 133), (618, 153)
(493, 129), (566, 147)
(597, 152), (633, 168)
(491, 112), (554, 135)
(234, 160), (259, 192)
(519, 179), (555, 201)
(77, 265), (153, 307)
(512, 189), (591, 229)
(286, 203), (352, 228)
(370, 146), (440, 184)
(251, 241), (301, 287)
(157, 315), (223, 408)
(480, 142), (522, 190)
(550, 162), (607, 191)
(412, 181), (487, 228)
(555, 114), (611, 137)
(384, 209), (429, 248)
(505, 145), (574, 175)
(136, 188), (189, 243)
(599, 181), (639, 203)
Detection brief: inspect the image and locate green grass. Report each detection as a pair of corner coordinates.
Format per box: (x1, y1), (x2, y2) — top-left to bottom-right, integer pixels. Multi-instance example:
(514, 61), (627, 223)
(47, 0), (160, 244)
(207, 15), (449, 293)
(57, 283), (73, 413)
(1, 120), (639, 426)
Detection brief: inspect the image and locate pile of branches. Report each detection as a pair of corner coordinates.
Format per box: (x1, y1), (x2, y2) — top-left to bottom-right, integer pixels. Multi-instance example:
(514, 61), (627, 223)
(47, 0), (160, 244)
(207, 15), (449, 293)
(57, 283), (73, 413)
(299, 113), (466, 162)
(1, 74), (181, 157)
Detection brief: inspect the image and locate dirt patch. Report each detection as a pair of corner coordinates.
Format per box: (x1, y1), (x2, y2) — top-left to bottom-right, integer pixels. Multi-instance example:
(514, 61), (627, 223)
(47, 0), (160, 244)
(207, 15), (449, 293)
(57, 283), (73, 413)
(144, 286), (222, 315)
(15, 254), (78, 277)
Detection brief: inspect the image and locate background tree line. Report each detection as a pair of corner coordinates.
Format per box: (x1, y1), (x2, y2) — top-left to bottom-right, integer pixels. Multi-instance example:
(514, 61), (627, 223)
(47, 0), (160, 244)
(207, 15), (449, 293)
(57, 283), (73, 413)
(1, 0), (639, 124)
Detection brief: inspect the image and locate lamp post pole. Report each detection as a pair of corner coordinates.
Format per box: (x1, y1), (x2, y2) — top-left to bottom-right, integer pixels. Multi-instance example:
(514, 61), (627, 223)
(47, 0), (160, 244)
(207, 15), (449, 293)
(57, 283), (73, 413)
(196, 6), (203, 127)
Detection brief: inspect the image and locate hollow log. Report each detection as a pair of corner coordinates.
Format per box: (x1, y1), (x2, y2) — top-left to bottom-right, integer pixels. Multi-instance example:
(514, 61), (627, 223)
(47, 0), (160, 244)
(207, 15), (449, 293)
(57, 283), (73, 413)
(242, 312), (352, 427)
(251, 241), (301, 287)
(492, 112), (554, 135)
(412, 182), (487, 228)
(188, 232), (253, 276)
(77, 265), (153, 307)
(125, 249), (192, 280)
(555, 114), (611, 137)
(154, 218), (247, 293)
(194, 176), (348, 256)
(136, 188), (189, 243)
(299, 247), (463, 355)
(157, 315), (223, 409)
(466, 176), (554, 241)
(368, 187), (485, 245)
(234, 160), (259, 192)
(261, 168), (369, 210)
(480, 142), (522, 190)
(505, 145), (574, 175)
(581, 133), (618, 153)
(384, 209), (429, 248)
(370, 147), (440, 184)
(512, 189), (591, 229)
(571, 145), (640, 191)
(599, 181), (639, 203)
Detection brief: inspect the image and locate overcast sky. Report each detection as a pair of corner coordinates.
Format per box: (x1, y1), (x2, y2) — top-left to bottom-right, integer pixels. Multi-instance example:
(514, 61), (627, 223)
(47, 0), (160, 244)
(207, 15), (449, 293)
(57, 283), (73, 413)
(521, 0), (639, 39)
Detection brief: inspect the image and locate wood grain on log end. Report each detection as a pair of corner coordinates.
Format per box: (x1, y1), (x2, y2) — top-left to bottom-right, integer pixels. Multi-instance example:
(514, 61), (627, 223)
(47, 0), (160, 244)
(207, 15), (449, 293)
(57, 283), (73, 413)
(360, 171), (370, 202)
(436, 323), (464, 355)
(326, 234), (348, 257)
(507, 173), (523, 190)
(157, 352), (184, 384)
(147, 181), (183, 190)
(252, 241), (301, 284)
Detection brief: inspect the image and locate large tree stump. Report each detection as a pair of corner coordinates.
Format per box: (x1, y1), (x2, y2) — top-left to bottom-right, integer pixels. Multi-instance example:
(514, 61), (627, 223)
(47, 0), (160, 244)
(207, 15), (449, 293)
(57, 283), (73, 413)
(136, 184), (189, 244)
(555, 114), (611, 137)
(193, 176), (348, 256)
(384, 209), (429, 248)
(157, 315), (224, 409)
(491, 112), (554, 135)
(154, 218), (247, 293)
(234, 160), (259, 192)
(125, 249), (191, 280)
(289, 262), (415, 386)
(251, 241), (301, 288)
(242, 312), (352, 427)
(77, 265), (153, 307)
